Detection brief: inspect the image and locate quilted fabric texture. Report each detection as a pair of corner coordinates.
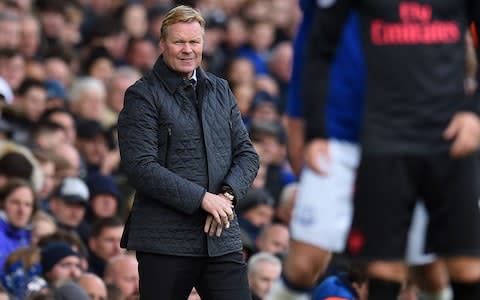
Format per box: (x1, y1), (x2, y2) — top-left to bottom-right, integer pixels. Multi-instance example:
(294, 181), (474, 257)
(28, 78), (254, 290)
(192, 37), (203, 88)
(117, 58), (259, 257)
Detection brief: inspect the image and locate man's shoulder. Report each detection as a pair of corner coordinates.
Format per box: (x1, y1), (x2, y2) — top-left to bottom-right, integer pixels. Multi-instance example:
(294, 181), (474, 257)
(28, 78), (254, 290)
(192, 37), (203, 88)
(198, 69), (227, 86)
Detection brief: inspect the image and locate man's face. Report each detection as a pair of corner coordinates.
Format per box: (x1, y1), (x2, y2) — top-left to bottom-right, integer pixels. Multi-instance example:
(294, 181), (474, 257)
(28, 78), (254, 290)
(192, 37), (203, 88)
(4, 186), (34, 228)
(108, 76), (137, 113)
(78, 135), (109, 166)
(89, 225), (124, 261)
(46, 255), (82, 283)
(243, 204), (274, 227)
(21, 86), (47, 122)
(160, 21), (203, 78)
(49, 112), (76, 144)
(107, 257), (139, 300)
(257, 226), (289, 256)
(249, 261), (281, 298)
(91, 194), (118, 218)
(78, 274), (108, 300)
(50, 198), (86, 227)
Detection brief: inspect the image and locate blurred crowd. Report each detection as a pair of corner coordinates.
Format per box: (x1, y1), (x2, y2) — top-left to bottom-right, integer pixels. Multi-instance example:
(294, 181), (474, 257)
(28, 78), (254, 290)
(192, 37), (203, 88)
(0, 0), (314, 299)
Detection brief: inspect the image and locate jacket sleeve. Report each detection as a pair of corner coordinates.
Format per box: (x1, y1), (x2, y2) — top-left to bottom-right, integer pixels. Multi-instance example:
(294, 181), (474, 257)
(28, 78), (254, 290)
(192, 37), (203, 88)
(118, 83), (206, 215)
(302, 0), (353, 141)
(221, 81), (260, 205)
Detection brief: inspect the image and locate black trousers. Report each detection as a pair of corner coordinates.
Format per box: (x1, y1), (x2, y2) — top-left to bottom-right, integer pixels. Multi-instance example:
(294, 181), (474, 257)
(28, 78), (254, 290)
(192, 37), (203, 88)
(136, 251), (252, 300)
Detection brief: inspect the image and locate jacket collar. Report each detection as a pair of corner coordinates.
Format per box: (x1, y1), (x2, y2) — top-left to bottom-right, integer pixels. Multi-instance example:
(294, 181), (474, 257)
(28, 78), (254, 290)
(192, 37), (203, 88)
(152, 56), (212, 95)
(0, 217), (30, 240)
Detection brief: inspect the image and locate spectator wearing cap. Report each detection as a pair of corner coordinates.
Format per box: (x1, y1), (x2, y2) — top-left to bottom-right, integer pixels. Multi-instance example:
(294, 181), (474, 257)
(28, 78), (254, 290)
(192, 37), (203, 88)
(85, 173), (122, 224)
(236, 187), (275, 253)
(49, 177), (90, 243)
(41, 241), (82, 285)
(36, 228), (90, 274)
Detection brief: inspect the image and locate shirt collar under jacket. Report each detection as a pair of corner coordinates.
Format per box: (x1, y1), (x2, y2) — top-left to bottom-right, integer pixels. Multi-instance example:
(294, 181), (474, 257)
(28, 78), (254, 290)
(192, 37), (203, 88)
(153, 56), (209, 95)
(191, 69), (197, 85)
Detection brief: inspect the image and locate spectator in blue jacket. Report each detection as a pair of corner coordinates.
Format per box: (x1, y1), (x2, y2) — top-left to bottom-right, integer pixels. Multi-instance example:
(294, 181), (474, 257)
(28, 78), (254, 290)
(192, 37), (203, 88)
(0, 178), (35, 271)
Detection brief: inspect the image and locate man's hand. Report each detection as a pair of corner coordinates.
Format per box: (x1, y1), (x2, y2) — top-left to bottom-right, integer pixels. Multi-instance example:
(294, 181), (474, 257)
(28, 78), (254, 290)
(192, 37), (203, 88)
(204, 215), (224, 237)
(304, 138), (330, 175)
(201, 192), (234, 228)
(444, 112), (480, 158)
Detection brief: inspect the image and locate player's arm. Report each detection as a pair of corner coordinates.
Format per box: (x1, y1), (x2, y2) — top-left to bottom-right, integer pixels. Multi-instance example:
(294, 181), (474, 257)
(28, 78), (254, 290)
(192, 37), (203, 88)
(301, 0), (353, 172)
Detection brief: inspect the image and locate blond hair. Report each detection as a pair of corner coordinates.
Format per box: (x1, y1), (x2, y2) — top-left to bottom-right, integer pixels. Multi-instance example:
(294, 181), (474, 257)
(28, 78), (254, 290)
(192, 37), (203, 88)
(160, 5), (205, 40)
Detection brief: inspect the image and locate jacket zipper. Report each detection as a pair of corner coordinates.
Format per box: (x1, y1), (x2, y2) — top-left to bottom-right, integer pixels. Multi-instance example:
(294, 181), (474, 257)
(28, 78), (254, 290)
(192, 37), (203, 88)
(165, 127), (171, 168)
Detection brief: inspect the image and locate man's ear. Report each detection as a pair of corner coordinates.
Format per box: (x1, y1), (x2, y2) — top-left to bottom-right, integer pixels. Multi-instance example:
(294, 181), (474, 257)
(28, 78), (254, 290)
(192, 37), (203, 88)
(158, 40), (165, 53)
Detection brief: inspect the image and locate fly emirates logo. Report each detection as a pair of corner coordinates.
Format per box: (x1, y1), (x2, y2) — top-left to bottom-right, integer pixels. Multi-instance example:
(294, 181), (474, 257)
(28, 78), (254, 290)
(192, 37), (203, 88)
(371, 2), (460, 45)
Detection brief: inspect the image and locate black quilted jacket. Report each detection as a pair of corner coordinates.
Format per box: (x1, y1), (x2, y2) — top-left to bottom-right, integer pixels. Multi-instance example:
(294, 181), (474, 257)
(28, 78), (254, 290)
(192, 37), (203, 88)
(117, 57), (259, 257)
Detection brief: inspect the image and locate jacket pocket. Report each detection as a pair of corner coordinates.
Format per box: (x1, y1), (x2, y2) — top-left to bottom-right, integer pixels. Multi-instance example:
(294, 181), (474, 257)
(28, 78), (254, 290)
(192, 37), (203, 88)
(158, 124), (172, 167)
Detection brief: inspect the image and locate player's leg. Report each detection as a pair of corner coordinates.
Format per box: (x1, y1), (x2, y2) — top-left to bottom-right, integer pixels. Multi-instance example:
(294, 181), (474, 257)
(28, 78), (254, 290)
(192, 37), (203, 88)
(267, 140), (359, 300)
(347, 154), (418, 299)
(423, 154), (480, 300)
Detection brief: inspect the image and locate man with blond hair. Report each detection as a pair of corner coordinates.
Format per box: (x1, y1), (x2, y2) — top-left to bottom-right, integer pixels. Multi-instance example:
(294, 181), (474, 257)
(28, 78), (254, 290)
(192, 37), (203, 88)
(117, 5), (259, 299)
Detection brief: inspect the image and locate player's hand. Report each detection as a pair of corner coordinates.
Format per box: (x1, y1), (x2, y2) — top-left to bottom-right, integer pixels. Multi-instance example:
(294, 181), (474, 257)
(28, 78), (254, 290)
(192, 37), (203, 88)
(304, 139), (330, 175)
(201, 192), (234, 228)
(444, 112), (480, 158)
(204, 215), (224, 237)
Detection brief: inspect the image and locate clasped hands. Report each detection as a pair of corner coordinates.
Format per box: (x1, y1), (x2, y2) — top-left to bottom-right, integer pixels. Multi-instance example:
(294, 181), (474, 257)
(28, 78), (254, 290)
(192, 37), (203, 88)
(201, 192), (235, 237)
